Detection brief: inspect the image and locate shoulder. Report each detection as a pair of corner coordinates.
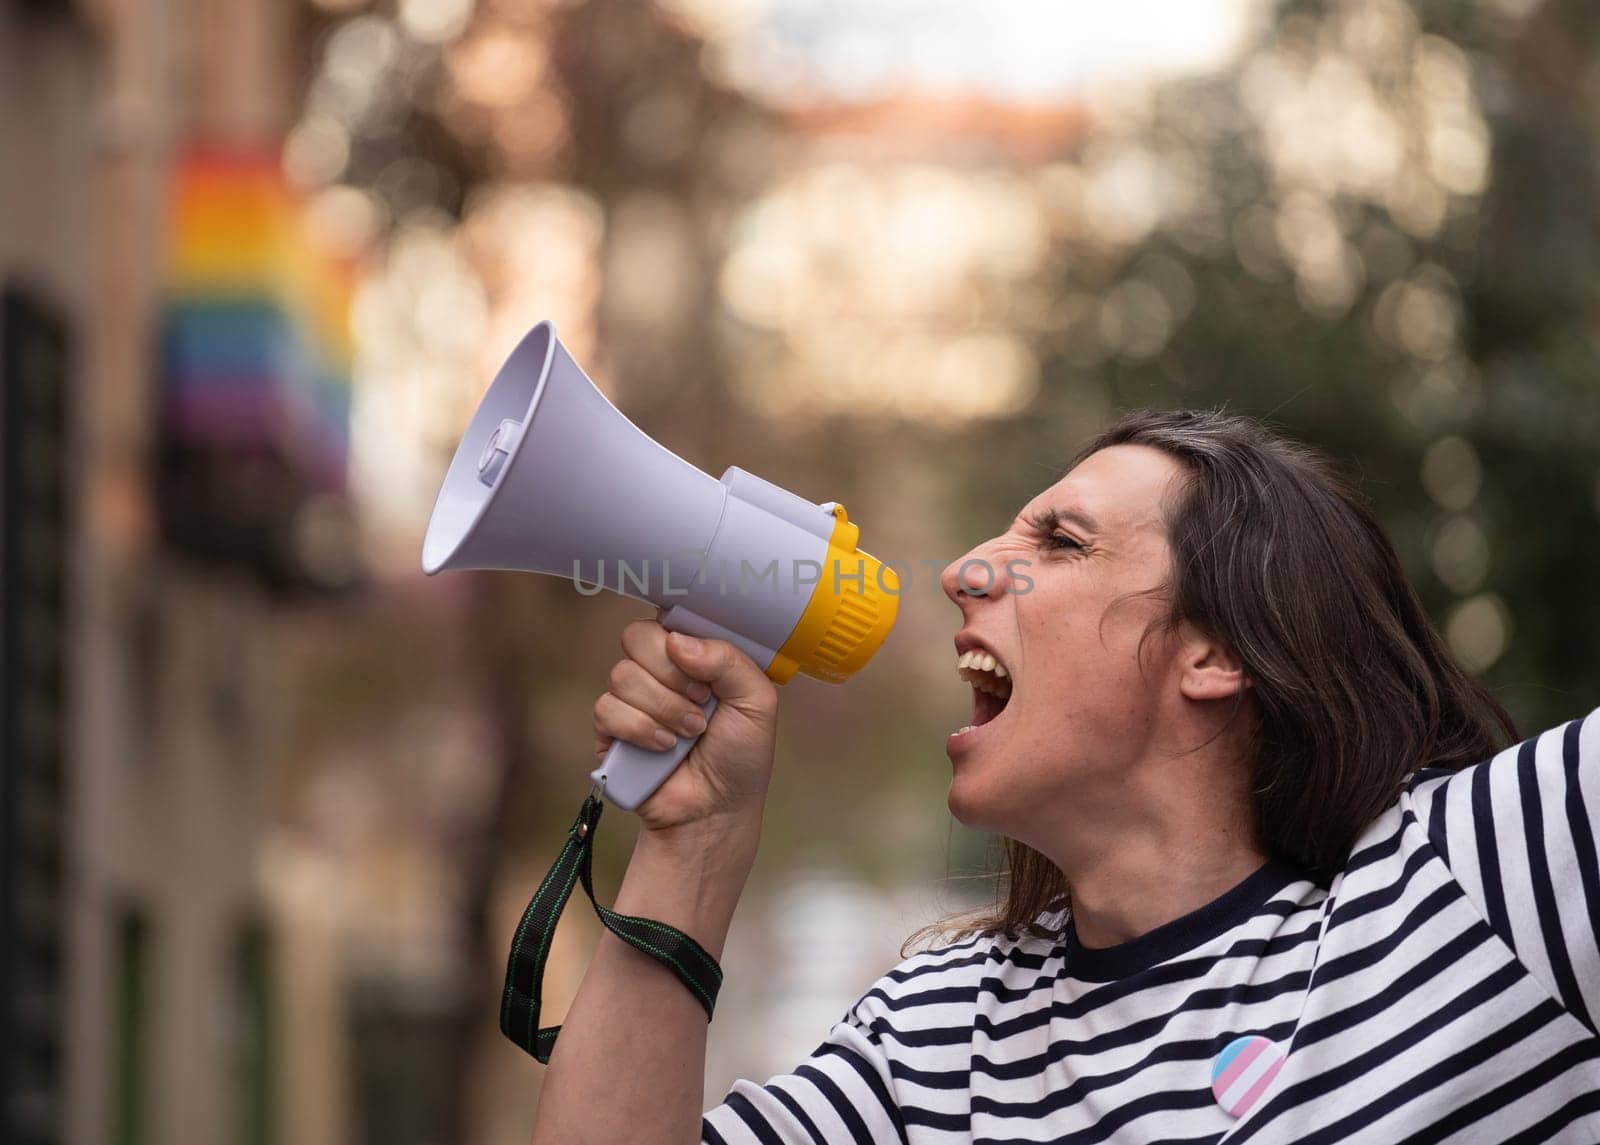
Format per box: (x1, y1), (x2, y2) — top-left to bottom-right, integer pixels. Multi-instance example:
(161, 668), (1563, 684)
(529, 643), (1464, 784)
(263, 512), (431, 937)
(844, 912), (1064, 1035)
(1379, 704), (1599, 940)
(1388, 705), (1600, 1031)
(1402, 705), (1599, 829)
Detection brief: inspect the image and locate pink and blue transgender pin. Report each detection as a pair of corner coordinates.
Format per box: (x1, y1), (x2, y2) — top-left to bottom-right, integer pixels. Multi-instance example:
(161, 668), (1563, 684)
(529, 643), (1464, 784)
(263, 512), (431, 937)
(1210, 1035), (1285, 1118)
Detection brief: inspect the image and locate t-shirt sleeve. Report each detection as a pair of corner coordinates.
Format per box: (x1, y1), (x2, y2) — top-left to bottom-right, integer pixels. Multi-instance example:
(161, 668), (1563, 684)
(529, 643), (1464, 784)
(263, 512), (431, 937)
(1409, 706), (1600, 1035)
(699, 1018), (906, 1145)
(700, 933), (993, 1144)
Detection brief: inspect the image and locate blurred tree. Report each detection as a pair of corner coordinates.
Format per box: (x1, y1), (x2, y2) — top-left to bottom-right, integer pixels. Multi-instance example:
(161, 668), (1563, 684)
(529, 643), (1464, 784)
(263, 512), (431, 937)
(293, 2), (787, 1142)
(995, 0), (1600, 734)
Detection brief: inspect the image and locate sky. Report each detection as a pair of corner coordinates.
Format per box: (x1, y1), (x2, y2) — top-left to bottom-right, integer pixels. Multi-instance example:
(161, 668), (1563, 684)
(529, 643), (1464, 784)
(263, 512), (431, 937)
(671, 0), (1267, 104)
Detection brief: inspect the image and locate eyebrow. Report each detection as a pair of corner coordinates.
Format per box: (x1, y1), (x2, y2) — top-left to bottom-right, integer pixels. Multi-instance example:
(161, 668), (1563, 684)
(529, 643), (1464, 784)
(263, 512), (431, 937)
(1025, 505), (1103, 535)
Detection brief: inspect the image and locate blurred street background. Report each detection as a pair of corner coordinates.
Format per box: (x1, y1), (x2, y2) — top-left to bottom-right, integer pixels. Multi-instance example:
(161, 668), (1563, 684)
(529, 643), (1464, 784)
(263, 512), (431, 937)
(3, 0), (1599, 1142)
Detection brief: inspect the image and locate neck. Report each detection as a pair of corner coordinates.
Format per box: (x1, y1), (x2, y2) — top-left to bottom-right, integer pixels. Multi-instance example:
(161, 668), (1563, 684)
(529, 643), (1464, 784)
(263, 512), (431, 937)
(1034, 744), (1265, 950)
(1063, 834), (1267, 949)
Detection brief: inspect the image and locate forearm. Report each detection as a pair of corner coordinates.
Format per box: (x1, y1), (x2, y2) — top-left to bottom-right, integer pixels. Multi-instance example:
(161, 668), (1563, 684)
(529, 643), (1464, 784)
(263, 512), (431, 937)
(531, 816), (760, 1145)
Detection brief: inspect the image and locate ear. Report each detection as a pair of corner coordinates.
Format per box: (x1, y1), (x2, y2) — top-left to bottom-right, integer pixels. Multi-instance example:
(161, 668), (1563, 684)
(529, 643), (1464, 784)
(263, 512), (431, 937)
(1175, 622), (1251, 702)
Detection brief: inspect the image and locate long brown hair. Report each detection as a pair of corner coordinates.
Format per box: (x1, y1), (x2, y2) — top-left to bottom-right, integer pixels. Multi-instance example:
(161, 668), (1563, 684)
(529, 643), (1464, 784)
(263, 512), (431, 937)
(919, 409), (1516, 948)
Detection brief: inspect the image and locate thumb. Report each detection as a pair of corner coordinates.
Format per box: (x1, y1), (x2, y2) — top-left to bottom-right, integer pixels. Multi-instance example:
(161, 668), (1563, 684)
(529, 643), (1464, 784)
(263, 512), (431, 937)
(664, 632), (774, 711)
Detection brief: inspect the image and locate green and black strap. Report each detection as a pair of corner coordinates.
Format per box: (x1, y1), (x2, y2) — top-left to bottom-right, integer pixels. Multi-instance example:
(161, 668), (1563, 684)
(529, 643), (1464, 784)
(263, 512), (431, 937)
(499, 790), (724, 1063)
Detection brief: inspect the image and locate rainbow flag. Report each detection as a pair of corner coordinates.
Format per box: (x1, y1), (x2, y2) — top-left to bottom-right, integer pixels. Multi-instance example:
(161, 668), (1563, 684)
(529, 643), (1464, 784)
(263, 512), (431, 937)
(162, 146), (355, 492)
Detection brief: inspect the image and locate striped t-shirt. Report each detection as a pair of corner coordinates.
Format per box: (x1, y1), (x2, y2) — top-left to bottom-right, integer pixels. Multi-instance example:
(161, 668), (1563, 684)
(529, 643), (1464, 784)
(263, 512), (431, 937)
(701, 709), (1600, 1143)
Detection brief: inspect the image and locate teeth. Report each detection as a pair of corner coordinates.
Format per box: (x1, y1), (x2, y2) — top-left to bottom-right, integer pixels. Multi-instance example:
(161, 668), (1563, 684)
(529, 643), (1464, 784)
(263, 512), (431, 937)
(955, 648), (1013, 699)
(952, 725), (976, 736)
(956, 649), (1009, 673)
(957, 650), (1004, 673)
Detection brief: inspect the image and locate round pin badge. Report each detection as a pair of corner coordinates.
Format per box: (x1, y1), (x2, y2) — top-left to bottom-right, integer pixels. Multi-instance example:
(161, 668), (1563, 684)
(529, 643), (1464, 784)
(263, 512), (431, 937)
(1210, 1034), (1285, 1118)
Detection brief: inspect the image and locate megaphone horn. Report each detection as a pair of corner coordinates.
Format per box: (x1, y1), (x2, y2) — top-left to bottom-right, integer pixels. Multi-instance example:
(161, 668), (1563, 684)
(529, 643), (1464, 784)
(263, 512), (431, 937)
(422, 321), (899, 811)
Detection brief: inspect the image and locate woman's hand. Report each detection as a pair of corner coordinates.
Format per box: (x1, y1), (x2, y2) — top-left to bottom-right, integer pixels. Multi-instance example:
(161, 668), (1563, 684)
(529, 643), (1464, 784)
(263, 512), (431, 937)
(593, 616), (779, 838)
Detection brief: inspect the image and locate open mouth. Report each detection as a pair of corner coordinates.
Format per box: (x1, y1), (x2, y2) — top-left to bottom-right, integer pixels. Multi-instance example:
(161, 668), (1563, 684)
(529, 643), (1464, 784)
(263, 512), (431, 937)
(953, 648), (1012, 737)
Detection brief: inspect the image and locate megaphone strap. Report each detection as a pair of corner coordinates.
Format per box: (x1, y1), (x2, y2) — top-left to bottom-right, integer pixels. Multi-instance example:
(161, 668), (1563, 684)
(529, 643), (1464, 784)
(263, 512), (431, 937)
(499, 794), (724, 1063)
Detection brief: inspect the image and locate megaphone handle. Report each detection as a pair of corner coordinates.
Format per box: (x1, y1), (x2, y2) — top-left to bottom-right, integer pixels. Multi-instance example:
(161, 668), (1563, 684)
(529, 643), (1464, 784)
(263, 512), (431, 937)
(590, 695), (719, 812)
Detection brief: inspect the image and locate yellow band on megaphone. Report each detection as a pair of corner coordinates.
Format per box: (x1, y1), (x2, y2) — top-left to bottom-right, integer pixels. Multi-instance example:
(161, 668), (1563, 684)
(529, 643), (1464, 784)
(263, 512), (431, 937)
(767, 504), (900, 686)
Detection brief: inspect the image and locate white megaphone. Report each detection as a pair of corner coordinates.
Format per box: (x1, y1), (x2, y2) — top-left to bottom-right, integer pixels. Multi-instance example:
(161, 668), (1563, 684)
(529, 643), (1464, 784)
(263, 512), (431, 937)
(422, 321), (899, 811)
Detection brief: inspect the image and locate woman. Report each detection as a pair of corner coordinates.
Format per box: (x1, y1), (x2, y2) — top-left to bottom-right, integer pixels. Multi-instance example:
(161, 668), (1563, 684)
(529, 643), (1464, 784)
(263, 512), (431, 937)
(531, 409), (1600, 1143)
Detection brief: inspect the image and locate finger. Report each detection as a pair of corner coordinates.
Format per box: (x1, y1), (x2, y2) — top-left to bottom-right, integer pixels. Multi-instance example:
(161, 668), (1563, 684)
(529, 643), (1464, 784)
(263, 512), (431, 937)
(592, 691), (680, 753)
(620, 619), (713, 703)
(606, 658), (710, 740)
(663, 633), (776, 711)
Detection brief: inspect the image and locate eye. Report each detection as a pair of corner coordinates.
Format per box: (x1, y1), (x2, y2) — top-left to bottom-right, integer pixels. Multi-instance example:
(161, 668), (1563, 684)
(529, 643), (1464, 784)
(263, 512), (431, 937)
(1046, 532), (1083, 552)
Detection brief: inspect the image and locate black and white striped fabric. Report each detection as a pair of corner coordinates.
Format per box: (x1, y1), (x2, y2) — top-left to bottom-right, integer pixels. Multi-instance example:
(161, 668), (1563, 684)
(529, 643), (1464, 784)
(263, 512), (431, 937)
(701, 710), (1600, 1143)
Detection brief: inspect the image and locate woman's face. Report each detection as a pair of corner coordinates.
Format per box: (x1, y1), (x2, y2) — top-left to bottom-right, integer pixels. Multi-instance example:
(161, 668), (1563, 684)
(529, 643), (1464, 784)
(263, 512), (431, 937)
(939, 444), (1193, 844)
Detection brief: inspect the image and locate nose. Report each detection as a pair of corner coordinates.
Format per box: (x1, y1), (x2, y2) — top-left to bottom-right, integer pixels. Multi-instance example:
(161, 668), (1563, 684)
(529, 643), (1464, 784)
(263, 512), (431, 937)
(941, 538), (1011, 605)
